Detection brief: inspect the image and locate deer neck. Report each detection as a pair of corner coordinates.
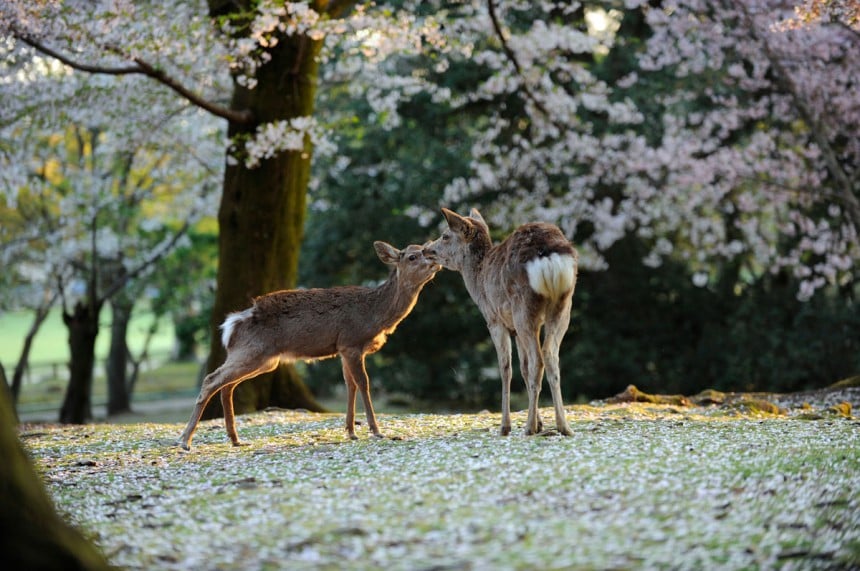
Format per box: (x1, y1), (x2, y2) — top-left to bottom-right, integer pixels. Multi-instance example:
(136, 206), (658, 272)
(459, 236), (493, 301)
(374, 268), (424, 325)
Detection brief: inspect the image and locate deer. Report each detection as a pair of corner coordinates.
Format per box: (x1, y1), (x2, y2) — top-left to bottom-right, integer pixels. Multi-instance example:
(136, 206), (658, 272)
(177, 241), (441, 450)
(425, 208), (577, 437)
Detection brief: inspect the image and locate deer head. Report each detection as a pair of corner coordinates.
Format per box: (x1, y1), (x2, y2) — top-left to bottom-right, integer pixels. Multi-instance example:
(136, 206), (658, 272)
(425, 208), (491, 272)
(374, 241), (441, 288)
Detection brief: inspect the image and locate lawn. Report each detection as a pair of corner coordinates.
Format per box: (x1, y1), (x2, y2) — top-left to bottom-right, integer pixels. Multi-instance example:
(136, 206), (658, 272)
(0, 306), (176, 373)
(20, 399), (860, 570)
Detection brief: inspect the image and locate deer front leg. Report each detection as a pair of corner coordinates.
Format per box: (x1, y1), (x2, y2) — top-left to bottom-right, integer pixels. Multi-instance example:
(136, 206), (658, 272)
(488, 324), (513, 436)
(342, 351), (382, 438)
(221, 383), (247, 447)
(341, 358), (359, 439)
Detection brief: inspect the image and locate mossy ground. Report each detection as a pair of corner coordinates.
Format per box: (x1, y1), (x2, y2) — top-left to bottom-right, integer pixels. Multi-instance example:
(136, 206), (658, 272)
(20, 401), (860, 570)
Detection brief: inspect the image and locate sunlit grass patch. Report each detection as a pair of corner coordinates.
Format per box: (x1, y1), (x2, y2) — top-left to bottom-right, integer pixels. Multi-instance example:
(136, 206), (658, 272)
(20, 406), (860, 570)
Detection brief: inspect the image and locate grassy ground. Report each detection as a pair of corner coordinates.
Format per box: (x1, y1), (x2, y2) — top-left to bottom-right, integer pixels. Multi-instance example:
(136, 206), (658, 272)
(0, 307), (175, 366)
(20, 400), (860, 570)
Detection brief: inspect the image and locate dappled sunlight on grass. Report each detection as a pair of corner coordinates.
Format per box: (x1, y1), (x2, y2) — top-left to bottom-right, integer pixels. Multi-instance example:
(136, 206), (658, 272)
(20, 404), (860, 570)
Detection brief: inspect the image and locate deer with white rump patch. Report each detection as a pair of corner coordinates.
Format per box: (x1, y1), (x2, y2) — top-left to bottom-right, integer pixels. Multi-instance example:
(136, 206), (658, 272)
(425, 208), (577, 436)
(177, 241), (441, 450)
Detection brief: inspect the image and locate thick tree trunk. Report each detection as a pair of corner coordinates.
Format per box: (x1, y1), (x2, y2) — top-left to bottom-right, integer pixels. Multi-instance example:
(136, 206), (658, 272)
(202, 30), (325, 419)
(106, 296), (133, 416)
(0, 387), (112, 570)
(59, 302), (101, 424)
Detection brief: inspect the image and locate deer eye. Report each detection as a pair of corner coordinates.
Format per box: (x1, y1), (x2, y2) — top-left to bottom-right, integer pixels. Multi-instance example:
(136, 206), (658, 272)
(442, 233), (450, 241)
(408, 254), (417, 261)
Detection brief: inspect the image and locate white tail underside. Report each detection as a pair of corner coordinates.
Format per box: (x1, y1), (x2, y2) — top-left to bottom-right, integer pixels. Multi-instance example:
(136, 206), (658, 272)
(525, 253), (576, 299)
(220, 308), (253, 348)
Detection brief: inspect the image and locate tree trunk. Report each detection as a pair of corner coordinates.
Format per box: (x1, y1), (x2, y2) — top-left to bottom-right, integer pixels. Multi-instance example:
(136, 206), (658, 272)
(203, 28), (326, 418)
(59, 302), (101, 424)
(1, 362), (16, 424)
(11, 298), (54, 403)
(0, 386), (112, 570)
(106, 296), (133, 416)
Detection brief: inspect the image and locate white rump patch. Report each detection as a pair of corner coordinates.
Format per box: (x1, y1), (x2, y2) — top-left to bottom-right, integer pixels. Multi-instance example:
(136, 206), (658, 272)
(220, 308), (253, 348)
(525, 253), (576, 299)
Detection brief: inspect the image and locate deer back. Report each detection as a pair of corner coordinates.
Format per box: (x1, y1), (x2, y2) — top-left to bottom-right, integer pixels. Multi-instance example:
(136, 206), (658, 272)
(475, 223), (577, 320)
(223, 286), (383, 361)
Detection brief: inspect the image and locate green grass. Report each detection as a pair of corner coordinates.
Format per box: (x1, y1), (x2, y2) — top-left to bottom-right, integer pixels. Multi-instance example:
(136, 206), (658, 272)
(0, 306), (175, 368)
(20, 405), (860, 570)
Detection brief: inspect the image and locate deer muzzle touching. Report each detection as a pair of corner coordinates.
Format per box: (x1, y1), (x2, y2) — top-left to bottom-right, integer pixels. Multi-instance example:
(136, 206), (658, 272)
(177, 241), (440, 450)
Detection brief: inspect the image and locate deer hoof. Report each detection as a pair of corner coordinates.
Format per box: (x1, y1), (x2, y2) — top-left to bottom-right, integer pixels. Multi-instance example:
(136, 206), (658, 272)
(371, 432), (385, 439)
(524, 423), (543, 436)
(558, 425), (574, 437)
(231, 440), (249, 447)
(177, 440), (191, 451)
(499, 425), (511, 436)
(348, 433), (359, 440)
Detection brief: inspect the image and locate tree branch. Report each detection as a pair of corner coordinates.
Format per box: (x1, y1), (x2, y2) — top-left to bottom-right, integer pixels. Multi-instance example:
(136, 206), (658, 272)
(15, 33), (254, 126)
(99, 184), (215, 303)
(486, 0), (552, 119)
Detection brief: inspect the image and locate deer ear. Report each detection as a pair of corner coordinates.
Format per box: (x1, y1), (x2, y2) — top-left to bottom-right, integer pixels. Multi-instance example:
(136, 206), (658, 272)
(374, 241), (401, 265)
(468, 208), (488, 232)
(441, 208), (473, 237)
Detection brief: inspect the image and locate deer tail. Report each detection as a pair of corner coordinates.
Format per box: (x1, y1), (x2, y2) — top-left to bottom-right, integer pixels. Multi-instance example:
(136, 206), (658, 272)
(525, 253), (577, 300)
(220, 308), (254, 349)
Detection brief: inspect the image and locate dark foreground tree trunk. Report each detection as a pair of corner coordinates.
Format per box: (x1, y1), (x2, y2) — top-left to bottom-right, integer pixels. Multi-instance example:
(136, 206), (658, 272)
(106, 296), (133, 416)
(1, 363), (16, 424)
(0, 387), (112, 570)
(202, 15), (327, 419)
(60, 302), (102, 424)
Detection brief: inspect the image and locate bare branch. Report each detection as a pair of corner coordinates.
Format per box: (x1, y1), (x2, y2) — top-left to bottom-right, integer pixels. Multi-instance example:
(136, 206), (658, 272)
(486, 0), (552, 119)
(14, 33), (254, 126)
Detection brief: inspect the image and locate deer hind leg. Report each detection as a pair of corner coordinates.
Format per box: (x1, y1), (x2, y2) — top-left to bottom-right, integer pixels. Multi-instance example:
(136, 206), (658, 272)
(513, 311), (544, 436)
(514, 334), (543, 433)
(488, 323), (513, 436)
(177, 355), (278, 450)
(342, 351), (382, 438)
(220, 382), (246, 447)
(543, 295), (573, 436)
(341, 358), (359, 439)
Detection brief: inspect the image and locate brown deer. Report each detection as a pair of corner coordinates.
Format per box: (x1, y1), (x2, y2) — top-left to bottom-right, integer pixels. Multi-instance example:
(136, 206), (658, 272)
(426, 208), (577, 436)
(177, 241), (441, 449)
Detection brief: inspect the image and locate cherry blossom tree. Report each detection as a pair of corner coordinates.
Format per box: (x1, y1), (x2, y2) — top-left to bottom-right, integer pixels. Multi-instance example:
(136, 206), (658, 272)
(0, 120), (219, 423)
(348, 0), (857, 300)
(1, 0), (450, 420)
(3, 0), (856, 422)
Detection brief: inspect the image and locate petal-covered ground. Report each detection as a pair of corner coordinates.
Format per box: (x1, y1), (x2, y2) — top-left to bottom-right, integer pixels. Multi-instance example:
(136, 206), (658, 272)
(20, 401), (860, 570)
